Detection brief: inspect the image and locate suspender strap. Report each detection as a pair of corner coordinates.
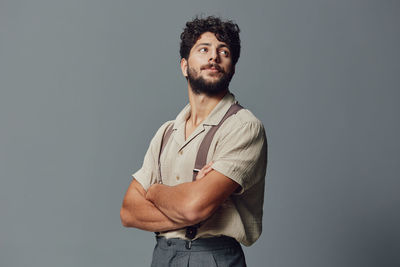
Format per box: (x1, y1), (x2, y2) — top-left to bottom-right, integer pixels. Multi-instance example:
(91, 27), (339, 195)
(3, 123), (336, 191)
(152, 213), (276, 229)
(154, 123), (173, 235)
(192, 103), (243, 180)
(160, 123), (174, 157)
(157, 104), (243, 183)
(158, 123), (174, 184)
(156, 103), (243, 239)
(186, 103), (242, 239)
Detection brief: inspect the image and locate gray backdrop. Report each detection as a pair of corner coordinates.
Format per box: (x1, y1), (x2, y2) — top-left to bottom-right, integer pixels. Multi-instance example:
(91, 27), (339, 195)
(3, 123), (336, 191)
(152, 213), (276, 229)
(1, 0), (399, 266)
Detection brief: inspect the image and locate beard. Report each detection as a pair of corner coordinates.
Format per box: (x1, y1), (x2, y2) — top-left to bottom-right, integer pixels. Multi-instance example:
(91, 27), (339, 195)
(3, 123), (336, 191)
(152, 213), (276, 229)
(187, 64), (234, 96)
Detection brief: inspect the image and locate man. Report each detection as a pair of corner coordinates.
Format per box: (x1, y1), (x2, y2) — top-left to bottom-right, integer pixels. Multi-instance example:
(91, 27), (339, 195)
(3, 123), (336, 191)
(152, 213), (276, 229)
(120, 16), (267, 266)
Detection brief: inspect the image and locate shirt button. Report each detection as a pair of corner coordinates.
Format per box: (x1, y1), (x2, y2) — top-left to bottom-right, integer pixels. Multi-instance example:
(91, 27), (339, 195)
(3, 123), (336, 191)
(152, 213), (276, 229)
(176, 176), (180, 181)
(178, 150), (183, 155)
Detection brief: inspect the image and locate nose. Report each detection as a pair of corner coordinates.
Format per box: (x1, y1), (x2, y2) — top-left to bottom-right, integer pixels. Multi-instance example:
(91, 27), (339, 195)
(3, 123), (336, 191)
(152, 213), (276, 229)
(209, 49), (220, 63)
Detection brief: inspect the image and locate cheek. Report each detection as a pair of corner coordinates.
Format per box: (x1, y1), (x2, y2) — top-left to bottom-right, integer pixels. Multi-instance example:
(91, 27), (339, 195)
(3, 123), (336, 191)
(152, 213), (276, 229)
(189, 53), (207, 65)
(224, 61), (233, 72)
(188, 59), (199, 68)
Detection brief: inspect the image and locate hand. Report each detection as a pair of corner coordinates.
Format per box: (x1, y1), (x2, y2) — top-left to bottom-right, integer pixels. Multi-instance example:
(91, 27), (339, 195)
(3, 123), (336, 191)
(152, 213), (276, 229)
(196, 161), (213, 180)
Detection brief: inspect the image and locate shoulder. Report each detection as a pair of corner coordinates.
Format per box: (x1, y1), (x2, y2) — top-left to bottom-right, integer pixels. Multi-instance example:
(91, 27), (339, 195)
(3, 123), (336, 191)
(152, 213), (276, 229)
(212, 107), (267, 155)
(220, 107), (265, 137)
(148, 120), (175, 146)
(236, 108), (264, 126)
(154, 120), (175, 136)
(211, 107), (268, 193)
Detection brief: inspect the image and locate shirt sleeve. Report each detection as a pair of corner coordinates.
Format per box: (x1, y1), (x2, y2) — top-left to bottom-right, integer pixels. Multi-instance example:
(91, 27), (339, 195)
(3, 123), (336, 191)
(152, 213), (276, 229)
(132, 121), (173, 191)
(211, 120), (268, 194)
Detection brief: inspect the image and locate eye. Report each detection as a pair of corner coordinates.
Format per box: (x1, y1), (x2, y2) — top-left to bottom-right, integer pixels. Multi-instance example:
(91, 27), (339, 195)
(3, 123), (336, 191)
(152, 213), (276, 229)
(199, 47), (208, 53)
(219, 50), (229, 56)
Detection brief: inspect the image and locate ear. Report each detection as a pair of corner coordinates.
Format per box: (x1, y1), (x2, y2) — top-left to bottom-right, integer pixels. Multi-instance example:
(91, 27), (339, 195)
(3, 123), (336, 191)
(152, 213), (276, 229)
(180, 58), (188, 78)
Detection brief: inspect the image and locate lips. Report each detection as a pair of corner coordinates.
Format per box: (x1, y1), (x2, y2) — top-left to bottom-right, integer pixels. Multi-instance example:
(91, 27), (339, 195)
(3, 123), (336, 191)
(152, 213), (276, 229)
(206, 67), (220, 73)
(202, 65), (222, 73)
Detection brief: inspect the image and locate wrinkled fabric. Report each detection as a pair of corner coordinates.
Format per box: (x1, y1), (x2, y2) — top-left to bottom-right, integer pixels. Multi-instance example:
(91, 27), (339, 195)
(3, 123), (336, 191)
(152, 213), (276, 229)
(133, 92), (268, 246)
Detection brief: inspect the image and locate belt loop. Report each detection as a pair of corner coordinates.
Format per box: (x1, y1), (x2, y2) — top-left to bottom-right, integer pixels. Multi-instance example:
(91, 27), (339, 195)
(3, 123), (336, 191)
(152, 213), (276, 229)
(185, 240), (192, 250)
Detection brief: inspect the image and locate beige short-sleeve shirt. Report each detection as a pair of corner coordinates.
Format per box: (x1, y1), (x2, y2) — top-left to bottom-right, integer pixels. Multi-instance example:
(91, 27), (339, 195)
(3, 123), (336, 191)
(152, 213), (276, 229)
(133, 92), (268, 246)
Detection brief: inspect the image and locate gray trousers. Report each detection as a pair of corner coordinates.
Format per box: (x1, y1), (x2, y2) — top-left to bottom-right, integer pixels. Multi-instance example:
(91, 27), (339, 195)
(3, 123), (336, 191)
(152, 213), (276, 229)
(151, 236), (247, 267)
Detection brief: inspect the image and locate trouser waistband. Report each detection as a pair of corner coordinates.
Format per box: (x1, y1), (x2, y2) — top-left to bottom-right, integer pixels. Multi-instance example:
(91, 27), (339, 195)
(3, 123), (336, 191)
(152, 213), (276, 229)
(155, 235), (240, 252)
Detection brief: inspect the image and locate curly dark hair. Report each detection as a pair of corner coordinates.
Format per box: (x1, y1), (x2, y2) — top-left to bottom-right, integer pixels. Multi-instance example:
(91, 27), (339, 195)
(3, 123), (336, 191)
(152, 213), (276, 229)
(180, 16), (241, 65)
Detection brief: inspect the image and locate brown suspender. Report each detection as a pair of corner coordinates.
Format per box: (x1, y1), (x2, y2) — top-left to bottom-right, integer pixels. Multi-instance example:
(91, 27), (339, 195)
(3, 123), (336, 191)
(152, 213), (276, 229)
(157, 123), (174, 184)
(156, 103), (243, 239)
(191, 103), (243, 181)
(158, 103), (243, 184)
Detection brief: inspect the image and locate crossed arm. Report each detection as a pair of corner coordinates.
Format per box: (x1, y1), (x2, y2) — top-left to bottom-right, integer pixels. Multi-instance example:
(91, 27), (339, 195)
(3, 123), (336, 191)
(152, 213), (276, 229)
(120, 163), (240, 232)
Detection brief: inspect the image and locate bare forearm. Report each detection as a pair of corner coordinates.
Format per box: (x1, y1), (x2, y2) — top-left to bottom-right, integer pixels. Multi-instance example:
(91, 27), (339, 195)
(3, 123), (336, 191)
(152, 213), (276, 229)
(146, 181), (216, 225)
(121, 199), (185, 232)
(146, 170), (239, 225)
(145, 161), (217, 224)
(146, 183), (194, 224)
(120, 180), (188, 232)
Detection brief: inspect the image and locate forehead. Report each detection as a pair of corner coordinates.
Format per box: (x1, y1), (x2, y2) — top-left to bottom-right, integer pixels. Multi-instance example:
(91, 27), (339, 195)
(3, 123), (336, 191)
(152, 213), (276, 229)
(193, 32), (229, 47)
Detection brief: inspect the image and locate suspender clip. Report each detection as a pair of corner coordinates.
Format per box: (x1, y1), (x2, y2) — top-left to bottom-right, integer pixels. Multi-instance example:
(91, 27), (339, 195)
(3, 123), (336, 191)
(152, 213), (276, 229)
(185, 240), (192, 249)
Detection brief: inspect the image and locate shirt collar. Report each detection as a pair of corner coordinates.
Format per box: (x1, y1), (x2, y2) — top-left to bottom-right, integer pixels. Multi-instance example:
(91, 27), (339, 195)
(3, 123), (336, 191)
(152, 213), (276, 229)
(173, 92), (237, 130)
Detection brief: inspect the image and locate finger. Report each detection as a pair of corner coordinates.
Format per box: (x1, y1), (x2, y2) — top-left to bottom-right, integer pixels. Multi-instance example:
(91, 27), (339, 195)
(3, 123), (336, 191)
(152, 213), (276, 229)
(196, 172), (204, 179)
(203, 165), (213, 173)
(196, 169), (207, 179)
(196, 161), (214, 180)
(197, 167), (213, 180)
(205, 161), (213, 168)
(200, 161), (213, 172)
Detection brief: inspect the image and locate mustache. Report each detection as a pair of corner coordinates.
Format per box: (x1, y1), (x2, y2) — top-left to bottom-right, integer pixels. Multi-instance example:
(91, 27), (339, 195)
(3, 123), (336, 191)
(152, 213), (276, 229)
(201, 64), (224, 73)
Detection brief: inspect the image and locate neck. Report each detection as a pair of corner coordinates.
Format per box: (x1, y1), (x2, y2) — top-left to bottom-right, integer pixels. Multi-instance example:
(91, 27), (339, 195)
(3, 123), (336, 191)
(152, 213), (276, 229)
(187, 85), (228, 127)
